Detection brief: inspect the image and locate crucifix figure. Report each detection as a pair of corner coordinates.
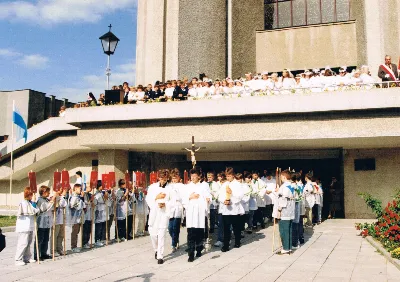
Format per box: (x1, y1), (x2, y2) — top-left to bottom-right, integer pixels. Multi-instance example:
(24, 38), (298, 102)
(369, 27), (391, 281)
(184, 136), (202, 168)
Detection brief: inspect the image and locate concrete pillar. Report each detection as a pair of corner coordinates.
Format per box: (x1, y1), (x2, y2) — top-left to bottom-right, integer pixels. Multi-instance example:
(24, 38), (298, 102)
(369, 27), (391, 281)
(231, 0), (264, 78)
(50, 95), (56, 117)
(98, 150), (129, 182)
(177, 0), (227, 80)
(135, 0), (165, 85)
(63, 98), (68, 108)
(164, 0), (180, 81)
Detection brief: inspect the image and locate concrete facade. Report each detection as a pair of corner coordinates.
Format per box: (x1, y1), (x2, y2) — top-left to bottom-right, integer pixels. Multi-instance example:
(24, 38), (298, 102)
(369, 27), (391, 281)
(136, 0), (400, 83)
(0, 88), (399, 216)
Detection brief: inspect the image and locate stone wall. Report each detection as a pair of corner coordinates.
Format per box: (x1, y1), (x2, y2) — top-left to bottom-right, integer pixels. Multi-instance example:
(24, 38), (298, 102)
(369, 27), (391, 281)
(344, 148), (400, 218)
(0, 152), (98, 208)
(178, 0), (227, 80)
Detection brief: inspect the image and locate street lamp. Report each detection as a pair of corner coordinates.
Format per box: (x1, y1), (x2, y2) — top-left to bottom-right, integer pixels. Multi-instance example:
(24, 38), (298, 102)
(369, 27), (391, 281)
(99, 24), (120, 90)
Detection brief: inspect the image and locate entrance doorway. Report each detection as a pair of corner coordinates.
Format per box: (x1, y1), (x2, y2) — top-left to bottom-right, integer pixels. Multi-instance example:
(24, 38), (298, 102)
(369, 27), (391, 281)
(197, 158), (344, 219)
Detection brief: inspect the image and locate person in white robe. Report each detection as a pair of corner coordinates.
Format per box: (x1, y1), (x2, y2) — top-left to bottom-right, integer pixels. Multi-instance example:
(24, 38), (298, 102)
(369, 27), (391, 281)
(183, 167), (210, 262)
(94, 180), (109, 247)
(272, 171), (295, 255)
(15, 187), (40, 266)
(303, 173), (315, 228)
(252, 171), (267, 229)
(244, 173), (257, 233)
(146, 170), (172, 264)
(219, 167), (244, 252)
(50, 188), (68, 256)
(168, 170), (185, 252)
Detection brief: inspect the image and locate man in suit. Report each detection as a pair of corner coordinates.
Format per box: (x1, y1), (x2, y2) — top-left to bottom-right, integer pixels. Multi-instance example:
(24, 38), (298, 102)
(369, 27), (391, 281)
(378, 56), (399, 85)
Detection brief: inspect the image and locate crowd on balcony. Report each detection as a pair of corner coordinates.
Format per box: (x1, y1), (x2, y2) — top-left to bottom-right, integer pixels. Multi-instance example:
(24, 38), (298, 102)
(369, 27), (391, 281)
(59, 56), (400, 116)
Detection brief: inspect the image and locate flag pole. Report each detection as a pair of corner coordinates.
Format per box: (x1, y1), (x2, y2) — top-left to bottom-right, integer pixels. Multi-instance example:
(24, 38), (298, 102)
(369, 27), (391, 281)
(9, 100), (15, 211)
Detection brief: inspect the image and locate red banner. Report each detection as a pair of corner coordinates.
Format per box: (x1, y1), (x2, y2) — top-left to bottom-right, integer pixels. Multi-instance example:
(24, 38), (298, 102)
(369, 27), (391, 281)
(102, 174), (110, 190)
(90, 171), (98, 189)
(125, 171), (132, 190)
(135, 171), (142, 187)
(184, 170), (189, 184)
(150, 171), (157, 185)
(61, 170), (70, 190)
(109, 172), (116, 188)
(141, 172), (146, 188)
(53, 171), (62, 192)
(28, 171), (37, 193)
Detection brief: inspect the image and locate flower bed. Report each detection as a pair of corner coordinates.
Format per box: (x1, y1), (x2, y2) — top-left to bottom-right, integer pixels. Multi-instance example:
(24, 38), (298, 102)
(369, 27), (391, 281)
(355, 190), (400, 260)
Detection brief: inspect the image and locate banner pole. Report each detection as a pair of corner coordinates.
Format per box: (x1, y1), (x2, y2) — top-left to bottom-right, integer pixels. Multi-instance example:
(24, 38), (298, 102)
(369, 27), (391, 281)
(9, 100), (15, 211)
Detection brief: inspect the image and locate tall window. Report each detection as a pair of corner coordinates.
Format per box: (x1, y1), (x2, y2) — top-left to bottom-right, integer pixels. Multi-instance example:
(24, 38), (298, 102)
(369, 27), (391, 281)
(264, 0), (351, 30)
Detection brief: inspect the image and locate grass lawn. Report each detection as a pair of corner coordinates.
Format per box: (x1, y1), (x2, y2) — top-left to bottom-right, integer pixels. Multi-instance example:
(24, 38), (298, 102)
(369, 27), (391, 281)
(0, 215), (17, 227)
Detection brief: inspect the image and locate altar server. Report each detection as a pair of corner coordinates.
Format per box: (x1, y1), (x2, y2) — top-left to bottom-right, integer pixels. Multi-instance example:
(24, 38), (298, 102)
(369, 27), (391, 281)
(303, 173), (315, 228)
(34, 185), (55, 260)
(115, 179), (129, 241)
(50, 188), (68, 256)
(68, 184), (85, 253)
(146, 169), (172, 264)
(15, 187), (40, 266)
(94, 180), (108, 246)
(168, 170), (185, 252)
(207, 172), (220, 234)
(183, 167), (210, 262)
(273, 170), (295, 255)
(252, 171), (267, 229)
(219, 167), (244, 252)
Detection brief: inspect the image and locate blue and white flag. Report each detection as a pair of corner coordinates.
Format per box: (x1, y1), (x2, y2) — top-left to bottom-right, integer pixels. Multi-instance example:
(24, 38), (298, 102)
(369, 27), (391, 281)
(13, 104), (28, 143)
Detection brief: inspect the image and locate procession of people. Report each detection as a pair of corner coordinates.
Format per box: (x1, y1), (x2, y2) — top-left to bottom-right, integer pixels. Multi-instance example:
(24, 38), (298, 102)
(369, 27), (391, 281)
(14, 166), (329, 266)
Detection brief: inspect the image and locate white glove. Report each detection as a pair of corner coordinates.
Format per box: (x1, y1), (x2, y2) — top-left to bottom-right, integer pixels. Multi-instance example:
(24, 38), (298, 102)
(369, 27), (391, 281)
(385, 74), (390, 78)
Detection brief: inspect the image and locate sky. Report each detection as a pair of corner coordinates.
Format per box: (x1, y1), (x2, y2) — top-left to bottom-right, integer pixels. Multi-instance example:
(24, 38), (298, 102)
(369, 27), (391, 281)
(0, 0), (138, 102)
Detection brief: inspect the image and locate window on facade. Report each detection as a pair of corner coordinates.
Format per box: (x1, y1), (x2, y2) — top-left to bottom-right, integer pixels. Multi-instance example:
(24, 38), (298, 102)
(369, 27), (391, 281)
(264, 0), (351, 30)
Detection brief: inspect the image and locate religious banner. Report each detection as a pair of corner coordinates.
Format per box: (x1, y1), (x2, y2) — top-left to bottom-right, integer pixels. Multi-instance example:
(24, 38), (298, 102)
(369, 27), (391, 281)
(149, 171), (157, 185)
(53, 171), (62, 192)
(61, 170), (70, 191)
(102, 174), (110, 190)
(28, 171), (37, 193)
(135, 171), (142, 187)
(109, 172), (116, 188)
(184, 170), (189, 184)
(90, 171), (98, 189)
(141, 172), (146, 188)
(125, 171), (132, 189)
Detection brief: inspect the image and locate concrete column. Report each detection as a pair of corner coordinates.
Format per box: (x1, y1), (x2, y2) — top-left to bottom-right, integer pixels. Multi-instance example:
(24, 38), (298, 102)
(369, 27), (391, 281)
(231, 0), (264, 78)
(50, 95), (56, 117)
(360, 0), (385, 79)
(63, 98), (68, 107)
(98, 150), (129, 182)
(178, 0), (227, 80)
(164, 0), (180, 81)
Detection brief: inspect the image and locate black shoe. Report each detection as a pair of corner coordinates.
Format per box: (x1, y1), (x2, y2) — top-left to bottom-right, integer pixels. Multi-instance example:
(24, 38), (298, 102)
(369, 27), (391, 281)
(252, 226), (257, 231)
(37, 257), (44, 261)
(234, 243), (241, 248)
(188, 256), (194, 262)
(261, 224), (266, 229)
(196, 251), (202, 258)
(221, 247), (229, 252)
(155, 252), (157, 260)
(157, 259), (164, 264)
(209, 229), (214, 234)
(41, 254), (52, 260)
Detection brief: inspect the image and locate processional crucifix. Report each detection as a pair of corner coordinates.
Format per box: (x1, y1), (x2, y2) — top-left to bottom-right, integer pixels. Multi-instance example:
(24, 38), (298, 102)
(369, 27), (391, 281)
(184, 136), (202, 168)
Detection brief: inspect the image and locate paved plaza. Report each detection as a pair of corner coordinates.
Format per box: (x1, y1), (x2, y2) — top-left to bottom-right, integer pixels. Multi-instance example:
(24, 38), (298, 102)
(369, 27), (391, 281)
(0, 219), (399, 282)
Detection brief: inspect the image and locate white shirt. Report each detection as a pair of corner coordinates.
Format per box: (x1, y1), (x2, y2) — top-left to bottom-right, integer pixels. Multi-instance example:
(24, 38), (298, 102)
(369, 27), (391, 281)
(165, 88), (174, 98)
(16, 200), (40, 232)
(146, 182), (172, 229)
(251, 178), (267, 207)
(168, 182), (185, 218)
(218, 179), (244, 215)
(183, 181), (209, 228)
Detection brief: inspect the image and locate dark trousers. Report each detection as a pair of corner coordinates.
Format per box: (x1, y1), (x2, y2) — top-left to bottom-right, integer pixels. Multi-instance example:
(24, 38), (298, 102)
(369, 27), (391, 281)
(187, 228), (204, 257)
(204, 216), (209, 239)
(127, 215), (133, 240)
(299, 216), (305, 244)
(83, 220), (92, 246)
(241, 214), (247, 231)
(292, 222), (299, 247)
(107, 214), (114, 240)
(116, 219), (126, 240)
(279, 220), (293, 251)
(223, 215), (241, 248)
(265, 205), (273, 220)
(95, 222), (105, 242)
(254, 207), (266, 227)
(34, 228), (50, 258)
(168, 218), (181, 247)
(209, 209), (218, 232)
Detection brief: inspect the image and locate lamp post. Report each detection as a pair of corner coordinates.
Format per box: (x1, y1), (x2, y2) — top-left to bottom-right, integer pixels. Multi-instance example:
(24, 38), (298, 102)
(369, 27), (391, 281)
(99, 24), (120, 90)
